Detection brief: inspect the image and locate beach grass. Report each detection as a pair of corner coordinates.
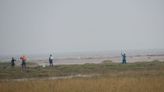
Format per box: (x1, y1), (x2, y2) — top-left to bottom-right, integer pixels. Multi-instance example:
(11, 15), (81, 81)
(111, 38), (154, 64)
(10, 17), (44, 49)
(0, 74), (164, 92)
(0, 60), (164, 92)
(0, 60), (164, 79)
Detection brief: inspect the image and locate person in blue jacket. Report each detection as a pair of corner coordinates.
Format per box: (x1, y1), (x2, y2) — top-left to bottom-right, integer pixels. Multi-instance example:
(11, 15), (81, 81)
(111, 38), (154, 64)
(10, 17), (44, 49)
(121, 52), (127, 64)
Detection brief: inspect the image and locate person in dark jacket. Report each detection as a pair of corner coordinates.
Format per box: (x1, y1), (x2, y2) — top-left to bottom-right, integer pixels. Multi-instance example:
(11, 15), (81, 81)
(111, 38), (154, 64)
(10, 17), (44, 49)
(11, 57), (16, 67)
(121, 53), (127, 64)
(49, 54), (54, 67)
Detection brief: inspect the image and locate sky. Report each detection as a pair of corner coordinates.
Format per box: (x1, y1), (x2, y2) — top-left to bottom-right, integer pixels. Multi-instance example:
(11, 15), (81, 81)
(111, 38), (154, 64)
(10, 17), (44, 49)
(0, 0), (164, 55)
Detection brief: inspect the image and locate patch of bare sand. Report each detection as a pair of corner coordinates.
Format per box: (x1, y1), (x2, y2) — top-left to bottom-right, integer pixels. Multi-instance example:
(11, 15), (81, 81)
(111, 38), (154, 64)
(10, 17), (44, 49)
(34, 55), (164, 67)
(2, 74), (100, 82)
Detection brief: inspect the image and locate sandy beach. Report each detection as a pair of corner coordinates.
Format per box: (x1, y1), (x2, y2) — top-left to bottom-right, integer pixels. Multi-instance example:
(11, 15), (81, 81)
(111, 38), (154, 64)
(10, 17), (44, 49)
(1, 50), (164, 67)
(35, 55), (164, 66)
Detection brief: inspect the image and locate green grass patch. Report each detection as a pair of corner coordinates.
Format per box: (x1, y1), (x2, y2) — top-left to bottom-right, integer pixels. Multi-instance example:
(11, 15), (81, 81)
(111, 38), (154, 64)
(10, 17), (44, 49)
(0, 60), (164, 79)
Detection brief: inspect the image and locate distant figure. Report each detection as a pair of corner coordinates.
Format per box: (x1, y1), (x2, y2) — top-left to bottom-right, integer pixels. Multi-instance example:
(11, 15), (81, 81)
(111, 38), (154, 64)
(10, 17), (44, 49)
(121, 53), (127, 64)
(20, 55), (27, 70)
(49, 54), (54, 67)
(11, 57), (16, 67)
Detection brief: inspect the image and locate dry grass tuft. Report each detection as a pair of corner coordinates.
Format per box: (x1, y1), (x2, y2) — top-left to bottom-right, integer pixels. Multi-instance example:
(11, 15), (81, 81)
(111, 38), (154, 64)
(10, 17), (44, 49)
(0, 76), (164, 92)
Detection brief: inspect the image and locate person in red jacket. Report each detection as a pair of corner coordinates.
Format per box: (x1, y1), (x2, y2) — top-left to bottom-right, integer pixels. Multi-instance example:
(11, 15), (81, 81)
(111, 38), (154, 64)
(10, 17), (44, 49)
(20, 55), (27, 70)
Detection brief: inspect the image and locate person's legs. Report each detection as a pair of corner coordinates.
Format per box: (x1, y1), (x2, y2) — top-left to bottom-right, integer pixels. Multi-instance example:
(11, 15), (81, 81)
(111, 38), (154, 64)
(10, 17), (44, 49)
(49, 60), (51, 66)
(22, 61), (26, 70)
(51, 61), (53, 66)
(11, 62), (14, 67)
(12, 63), (15, 67)
(122, 60), (124, 64)
(50, 63), (52, 67)
(49, 60), (53, 67)
(24, 62), (26, 70)
(21, 62), (24, 70)
(123, 60), (125, 64)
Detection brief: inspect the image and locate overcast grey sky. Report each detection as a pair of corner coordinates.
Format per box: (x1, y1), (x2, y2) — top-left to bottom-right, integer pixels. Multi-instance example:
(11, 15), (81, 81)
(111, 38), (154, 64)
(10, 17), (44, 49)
(0, 0), (164, 55)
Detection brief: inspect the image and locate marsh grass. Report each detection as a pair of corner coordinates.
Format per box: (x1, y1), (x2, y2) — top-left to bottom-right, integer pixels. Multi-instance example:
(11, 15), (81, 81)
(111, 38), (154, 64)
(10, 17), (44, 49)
(0, 60), (164, 92)
(0, 60), (164, 79)
(0, 76), (164, 92)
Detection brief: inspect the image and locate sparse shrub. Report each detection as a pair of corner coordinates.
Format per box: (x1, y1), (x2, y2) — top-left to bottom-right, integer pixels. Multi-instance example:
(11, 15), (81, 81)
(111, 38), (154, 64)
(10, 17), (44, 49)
(102, 60), (112, 64)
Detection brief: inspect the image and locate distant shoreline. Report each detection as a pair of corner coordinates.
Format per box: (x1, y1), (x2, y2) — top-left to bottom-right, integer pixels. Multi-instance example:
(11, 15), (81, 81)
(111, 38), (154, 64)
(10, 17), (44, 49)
(1, 49), (164, 66)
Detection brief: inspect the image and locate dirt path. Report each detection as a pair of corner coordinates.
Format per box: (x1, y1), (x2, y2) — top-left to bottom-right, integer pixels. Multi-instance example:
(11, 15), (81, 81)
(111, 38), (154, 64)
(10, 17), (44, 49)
(1, 74), (99, 82)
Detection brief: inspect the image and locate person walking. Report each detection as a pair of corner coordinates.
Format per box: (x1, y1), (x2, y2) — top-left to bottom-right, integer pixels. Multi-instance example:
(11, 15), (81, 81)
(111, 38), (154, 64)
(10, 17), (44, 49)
(49, 54), (54, 67)
(11, 57), (16, 67)
(20, 55), (27, 70)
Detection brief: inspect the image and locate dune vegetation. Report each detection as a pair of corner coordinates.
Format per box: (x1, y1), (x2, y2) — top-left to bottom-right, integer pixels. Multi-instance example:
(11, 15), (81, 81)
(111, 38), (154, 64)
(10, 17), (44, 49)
(1, 76), (164, 92)
(0, 60), (164, 79)
(0, 60), (164, 92)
